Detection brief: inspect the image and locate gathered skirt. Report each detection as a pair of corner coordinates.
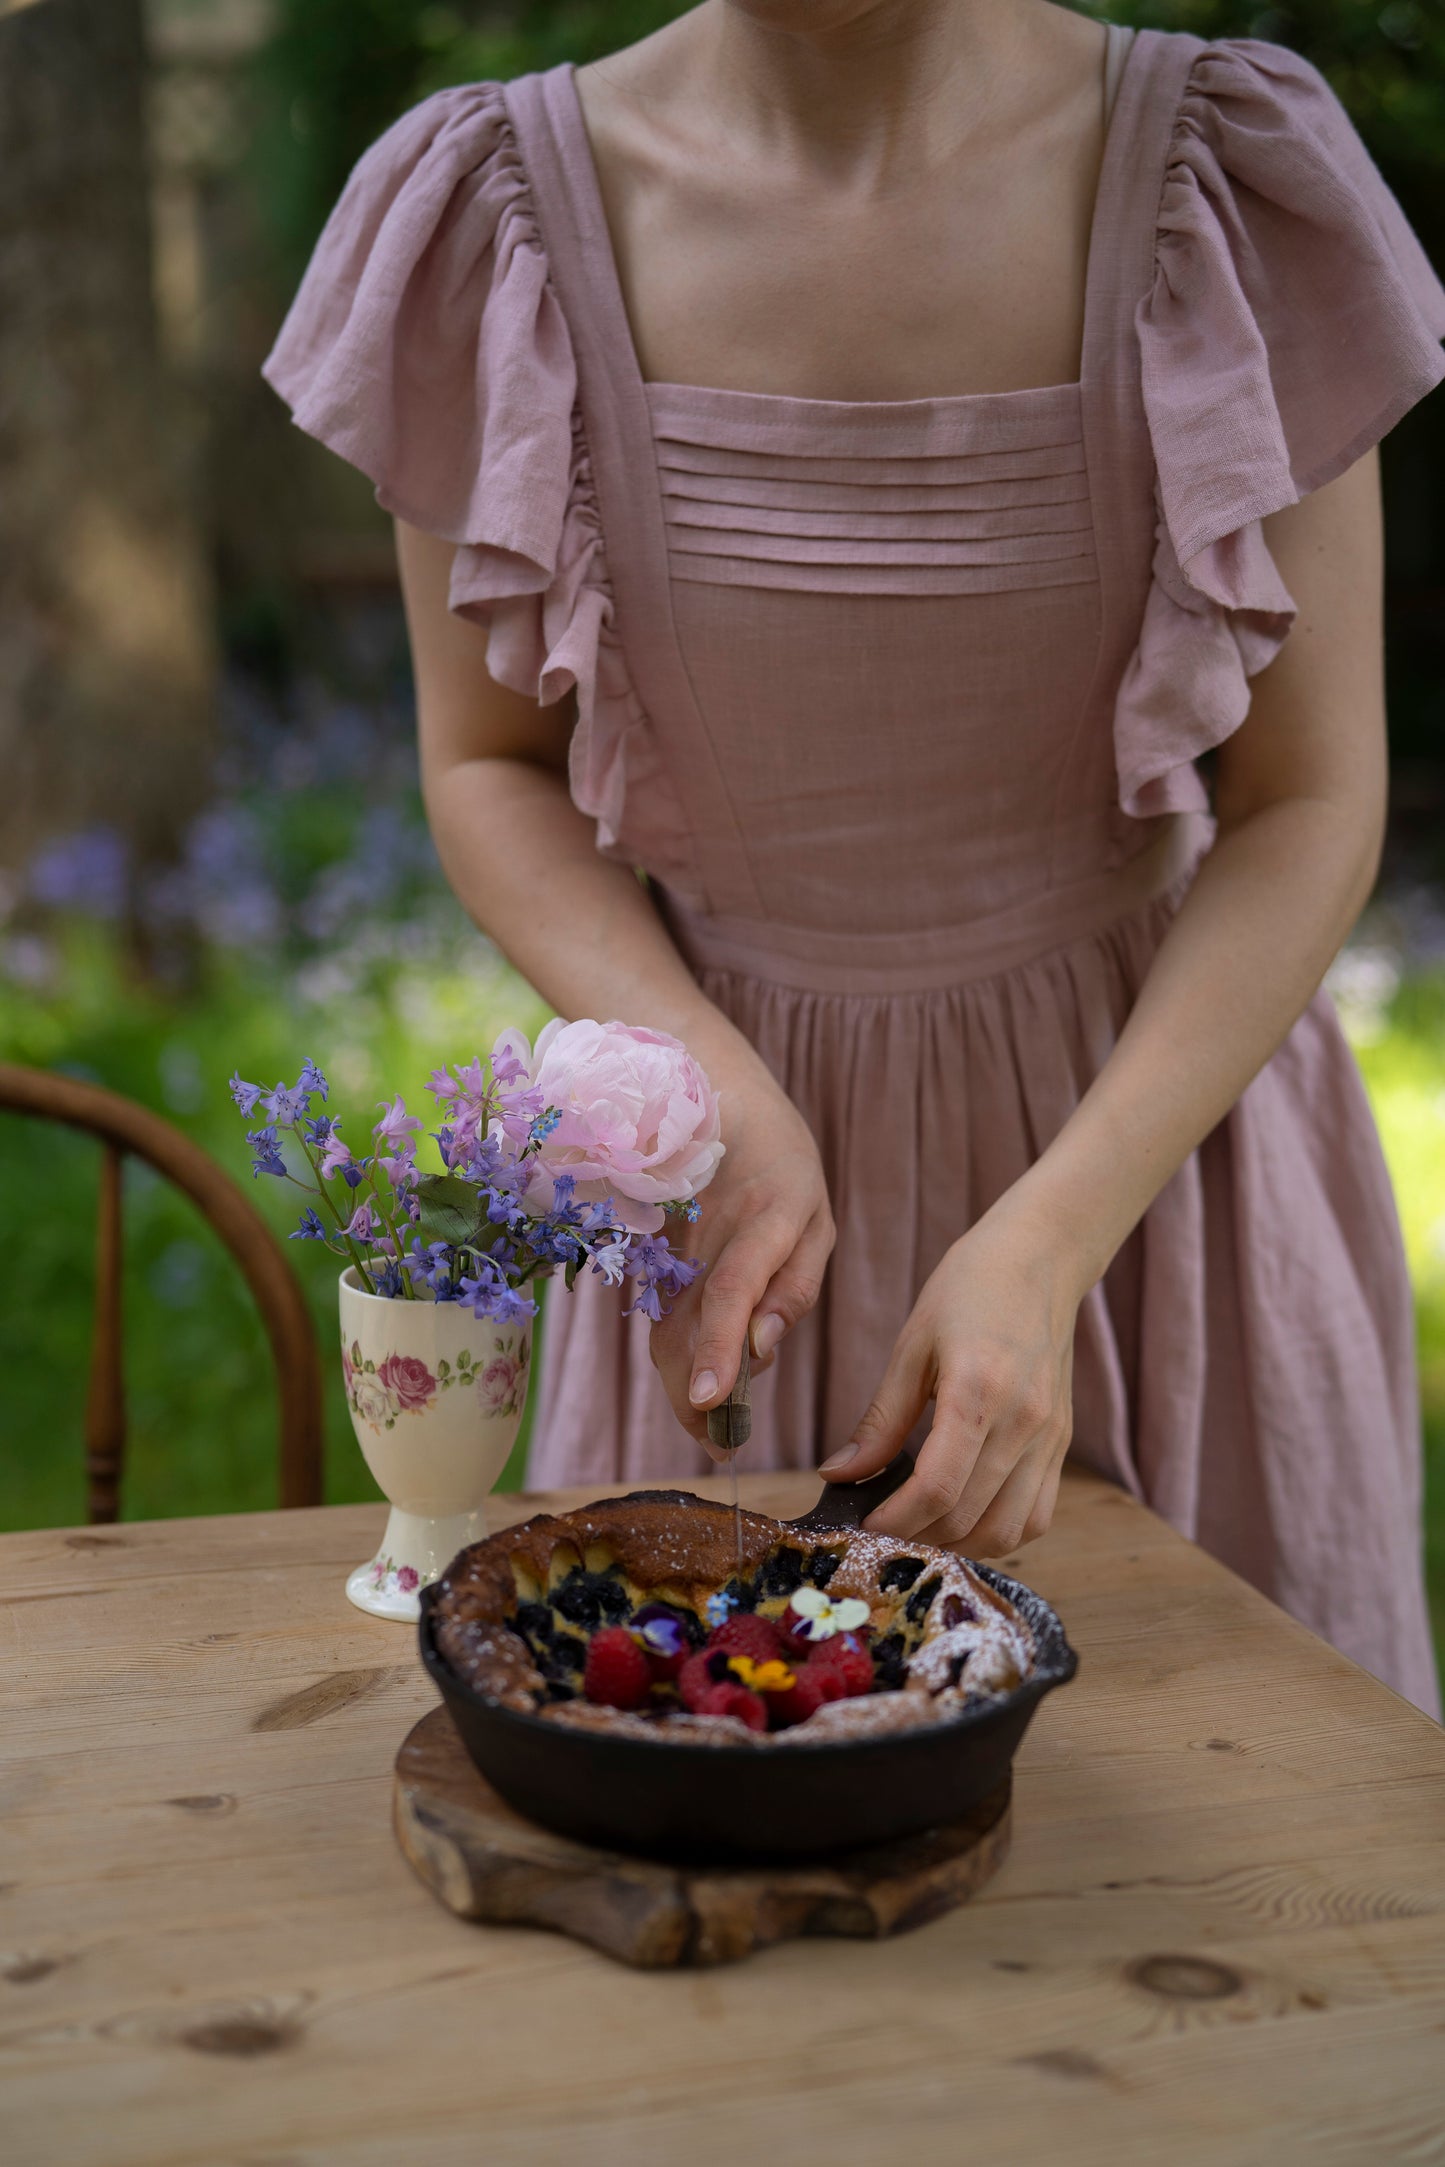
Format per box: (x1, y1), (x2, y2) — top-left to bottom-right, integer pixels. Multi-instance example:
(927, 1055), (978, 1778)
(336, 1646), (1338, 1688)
(530, 873), (1438, 1717)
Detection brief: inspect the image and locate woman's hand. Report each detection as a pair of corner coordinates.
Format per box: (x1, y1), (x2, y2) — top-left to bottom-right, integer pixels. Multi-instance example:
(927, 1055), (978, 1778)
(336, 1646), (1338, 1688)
(649, 1073), (834, 1457)
(824, 1194), (1084, 1555)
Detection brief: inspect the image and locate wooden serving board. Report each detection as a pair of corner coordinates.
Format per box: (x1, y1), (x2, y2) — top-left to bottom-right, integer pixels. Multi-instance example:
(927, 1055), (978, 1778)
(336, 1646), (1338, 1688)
(393, 1704), (1012, 1968)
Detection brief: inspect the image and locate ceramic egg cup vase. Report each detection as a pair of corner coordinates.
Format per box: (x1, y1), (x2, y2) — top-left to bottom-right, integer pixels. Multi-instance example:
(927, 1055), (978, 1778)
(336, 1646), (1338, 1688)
(338, 1267), (532, 1621)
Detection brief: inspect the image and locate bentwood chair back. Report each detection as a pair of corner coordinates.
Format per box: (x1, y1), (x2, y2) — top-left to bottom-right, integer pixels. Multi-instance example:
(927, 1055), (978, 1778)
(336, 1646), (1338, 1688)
(0, 1061), (324, 1521)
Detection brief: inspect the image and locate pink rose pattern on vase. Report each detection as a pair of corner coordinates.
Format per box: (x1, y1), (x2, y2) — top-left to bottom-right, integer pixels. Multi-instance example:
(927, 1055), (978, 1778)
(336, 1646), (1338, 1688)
(377, 1351), (437, 1413)
(476, 1349), (527, 1420)
(342, 1332), (532, 1433)
(368, 1555), (422, 1598)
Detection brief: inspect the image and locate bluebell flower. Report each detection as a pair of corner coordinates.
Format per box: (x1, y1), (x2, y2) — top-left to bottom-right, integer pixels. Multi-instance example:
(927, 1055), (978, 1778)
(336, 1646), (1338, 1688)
(290, 1207), (327, 1241)
(229, 1073), (264, 1117)
(264, 1080), (310, 1127)
(297, 1057), (329, 1103)
(246, 1125), (286, 1179)
(622, 1233), (703, 1319)
(303, 1114), (334, 1148)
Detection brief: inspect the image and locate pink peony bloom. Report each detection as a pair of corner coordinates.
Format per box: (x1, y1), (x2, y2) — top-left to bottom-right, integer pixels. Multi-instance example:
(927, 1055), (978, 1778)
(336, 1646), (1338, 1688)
(509, 1019), (724, 1234)
(377, 1352), (437, 1413)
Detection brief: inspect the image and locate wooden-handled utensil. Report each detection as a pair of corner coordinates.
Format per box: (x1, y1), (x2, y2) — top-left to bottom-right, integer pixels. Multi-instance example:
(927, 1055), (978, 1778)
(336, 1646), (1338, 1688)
(706, 1338), (751, 1453)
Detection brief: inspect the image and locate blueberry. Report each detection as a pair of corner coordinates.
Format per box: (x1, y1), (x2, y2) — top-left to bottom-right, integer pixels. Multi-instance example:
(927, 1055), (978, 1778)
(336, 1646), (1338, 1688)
(551, 1634), (588, 1671)
(554, 1567), (630, 1629)
(756, 1547), (806, 1599)
(514, 1601), (554, 1643)
(553, 1581), (601, 1630)
(592, 1572), (631, 1622)
(806, 1550), (842, 1588)
(872, 1631), (907, 1691)
(905, 1573), (943, 1624)
(879, 1557), (925, 1593)
(941, 1593), (977, 1629)
(721, 1576), (757, 1613)
(545, 1679), (575, 1702)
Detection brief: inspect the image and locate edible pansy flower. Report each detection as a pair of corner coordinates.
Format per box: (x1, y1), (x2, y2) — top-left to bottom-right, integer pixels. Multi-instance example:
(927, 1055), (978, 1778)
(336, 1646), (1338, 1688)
(727, 1655), (796, 1694)
(787, 1586), (871, 1641)
(629, 1608), (687, 1663)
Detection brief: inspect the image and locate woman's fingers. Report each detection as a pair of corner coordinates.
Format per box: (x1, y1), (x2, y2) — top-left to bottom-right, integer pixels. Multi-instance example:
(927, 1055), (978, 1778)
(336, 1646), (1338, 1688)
(746, 1205), (836, 1375)
(855, 1372), (995, 1532)
(936, 1438), (1055, 1556)
(824, 1331), (936, 1489)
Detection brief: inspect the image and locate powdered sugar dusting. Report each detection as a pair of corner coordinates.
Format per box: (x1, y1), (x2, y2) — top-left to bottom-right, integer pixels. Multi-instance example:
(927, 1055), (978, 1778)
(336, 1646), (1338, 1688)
(435, 1493), (1038, 1749)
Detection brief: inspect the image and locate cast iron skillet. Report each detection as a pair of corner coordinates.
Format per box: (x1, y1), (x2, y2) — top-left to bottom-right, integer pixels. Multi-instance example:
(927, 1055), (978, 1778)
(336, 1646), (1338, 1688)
(417, 1453), (1078, 1862)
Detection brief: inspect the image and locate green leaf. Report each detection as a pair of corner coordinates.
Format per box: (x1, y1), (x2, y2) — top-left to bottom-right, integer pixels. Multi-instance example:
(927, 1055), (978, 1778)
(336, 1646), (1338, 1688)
(409, 1173), (487, 1249)
(436, 1358), (450, 1378)
(458, 1349), (470, 1368)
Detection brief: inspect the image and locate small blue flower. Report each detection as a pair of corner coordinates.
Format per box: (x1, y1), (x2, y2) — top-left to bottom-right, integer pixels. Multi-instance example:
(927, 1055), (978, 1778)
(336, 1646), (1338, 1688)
(303, 1114), (335, 1147)
(229, 1073), (264, 1117)
(246, 1124), (286, 1179)
(296, 1057), (329, 1103)
(290, 1207), (327, 1241)
(704, 1590), (738, 1629)
(263, 1080), (309, 1127)
(528, 1106), (563, 1145)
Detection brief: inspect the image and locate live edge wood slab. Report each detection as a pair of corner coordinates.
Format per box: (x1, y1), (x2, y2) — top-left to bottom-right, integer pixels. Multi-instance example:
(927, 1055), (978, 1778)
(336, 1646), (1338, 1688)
(394, 1704), (1012, 1966)
(4, 1467), (1445, 2167)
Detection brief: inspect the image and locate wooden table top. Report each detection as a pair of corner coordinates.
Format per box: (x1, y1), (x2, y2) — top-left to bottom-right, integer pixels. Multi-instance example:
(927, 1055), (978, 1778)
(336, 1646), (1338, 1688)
(4, 1467), (1444, 2167)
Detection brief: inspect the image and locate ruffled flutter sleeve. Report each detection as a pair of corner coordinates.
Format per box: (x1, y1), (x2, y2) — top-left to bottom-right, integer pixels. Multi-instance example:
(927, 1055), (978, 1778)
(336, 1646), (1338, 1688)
(262, 85), (629, 834)
(1115, 40), (1445, 820)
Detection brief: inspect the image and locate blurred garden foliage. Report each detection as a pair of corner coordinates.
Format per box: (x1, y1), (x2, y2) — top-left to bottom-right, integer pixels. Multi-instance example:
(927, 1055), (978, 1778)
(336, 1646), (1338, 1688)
(0, 0), (1442, 1670)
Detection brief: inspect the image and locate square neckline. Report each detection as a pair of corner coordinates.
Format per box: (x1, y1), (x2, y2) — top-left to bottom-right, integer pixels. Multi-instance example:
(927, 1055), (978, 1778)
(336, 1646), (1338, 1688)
(561, 24), (1139, 419)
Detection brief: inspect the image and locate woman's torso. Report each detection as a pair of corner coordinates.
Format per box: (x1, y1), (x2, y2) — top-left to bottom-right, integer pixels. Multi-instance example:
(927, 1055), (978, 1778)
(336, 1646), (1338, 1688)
(509, 23), (1174, 950)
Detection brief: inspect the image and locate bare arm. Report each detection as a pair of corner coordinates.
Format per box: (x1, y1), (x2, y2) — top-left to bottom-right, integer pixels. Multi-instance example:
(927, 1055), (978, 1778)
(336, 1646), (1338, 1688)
(841, 451), (1388, 1548)
(397, 520), (835, 1446)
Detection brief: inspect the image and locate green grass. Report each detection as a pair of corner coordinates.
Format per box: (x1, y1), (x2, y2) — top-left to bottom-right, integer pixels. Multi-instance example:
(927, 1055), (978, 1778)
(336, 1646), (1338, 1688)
(3, 915), (1443, 1673)
(0, 915), (550, 1526)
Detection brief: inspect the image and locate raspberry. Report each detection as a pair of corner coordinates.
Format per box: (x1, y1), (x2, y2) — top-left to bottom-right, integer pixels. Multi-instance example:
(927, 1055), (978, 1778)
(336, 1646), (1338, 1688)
(777, 1605), (819, 1658)
(767, 1667), (841, 1728)
(679, 1647), (734, 1711)
(583, 1626), (652, 1711)
(807, 1630), (875, 1698)
(706, 1612), (784, 1664)
(697, 1682), (768, 1732)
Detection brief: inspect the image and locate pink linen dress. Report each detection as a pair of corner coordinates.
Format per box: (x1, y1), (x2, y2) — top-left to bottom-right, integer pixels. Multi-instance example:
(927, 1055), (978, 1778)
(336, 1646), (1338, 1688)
(263, 28), (1445, 1713)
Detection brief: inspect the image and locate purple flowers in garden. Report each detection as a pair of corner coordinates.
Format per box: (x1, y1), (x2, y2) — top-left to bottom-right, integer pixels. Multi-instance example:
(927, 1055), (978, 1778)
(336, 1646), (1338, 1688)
(228, 1022), (722, 1327)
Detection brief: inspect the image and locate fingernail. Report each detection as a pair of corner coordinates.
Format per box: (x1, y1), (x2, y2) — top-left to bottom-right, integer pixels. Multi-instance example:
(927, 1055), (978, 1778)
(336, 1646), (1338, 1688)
(690, 1370), (718, 1406)
(752, 1313), (784, 1359)
(819, 1441), (861, 1474)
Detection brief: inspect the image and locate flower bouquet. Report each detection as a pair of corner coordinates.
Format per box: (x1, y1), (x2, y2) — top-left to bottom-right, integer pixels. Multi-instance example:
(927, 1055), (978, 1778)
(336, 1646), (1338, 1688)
(230, 1020), (723, 1618)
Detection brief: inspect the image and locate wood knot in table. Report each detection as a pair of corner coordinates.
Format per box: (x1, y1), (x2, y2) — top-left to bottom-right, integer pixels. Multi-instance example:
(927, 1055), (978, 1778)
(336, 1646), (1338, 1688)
(1128, 1953), (1243, 2001)
(393, 1704), (1011, 1969)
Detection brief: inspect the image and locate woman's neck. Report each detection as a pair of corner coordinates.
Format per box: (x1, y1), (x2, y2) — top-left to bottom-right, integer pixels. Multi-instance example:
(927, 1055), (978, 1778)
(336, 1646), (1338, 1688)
(693, 0), (1027, 186)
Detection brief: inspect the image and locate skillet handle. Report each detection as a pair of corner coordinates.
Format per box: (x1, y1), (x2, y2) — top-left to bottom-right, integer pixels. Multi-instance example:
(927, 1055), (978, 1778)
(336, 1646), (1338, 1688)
(789, 1449), (914, 1533)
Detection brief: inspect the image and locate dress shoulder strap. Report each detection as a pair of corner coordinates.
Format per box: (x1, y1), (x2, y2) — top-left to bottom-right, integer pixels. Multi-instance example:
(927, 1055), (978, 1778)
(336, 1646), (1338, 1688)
(1102, 24), (1137, 126)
